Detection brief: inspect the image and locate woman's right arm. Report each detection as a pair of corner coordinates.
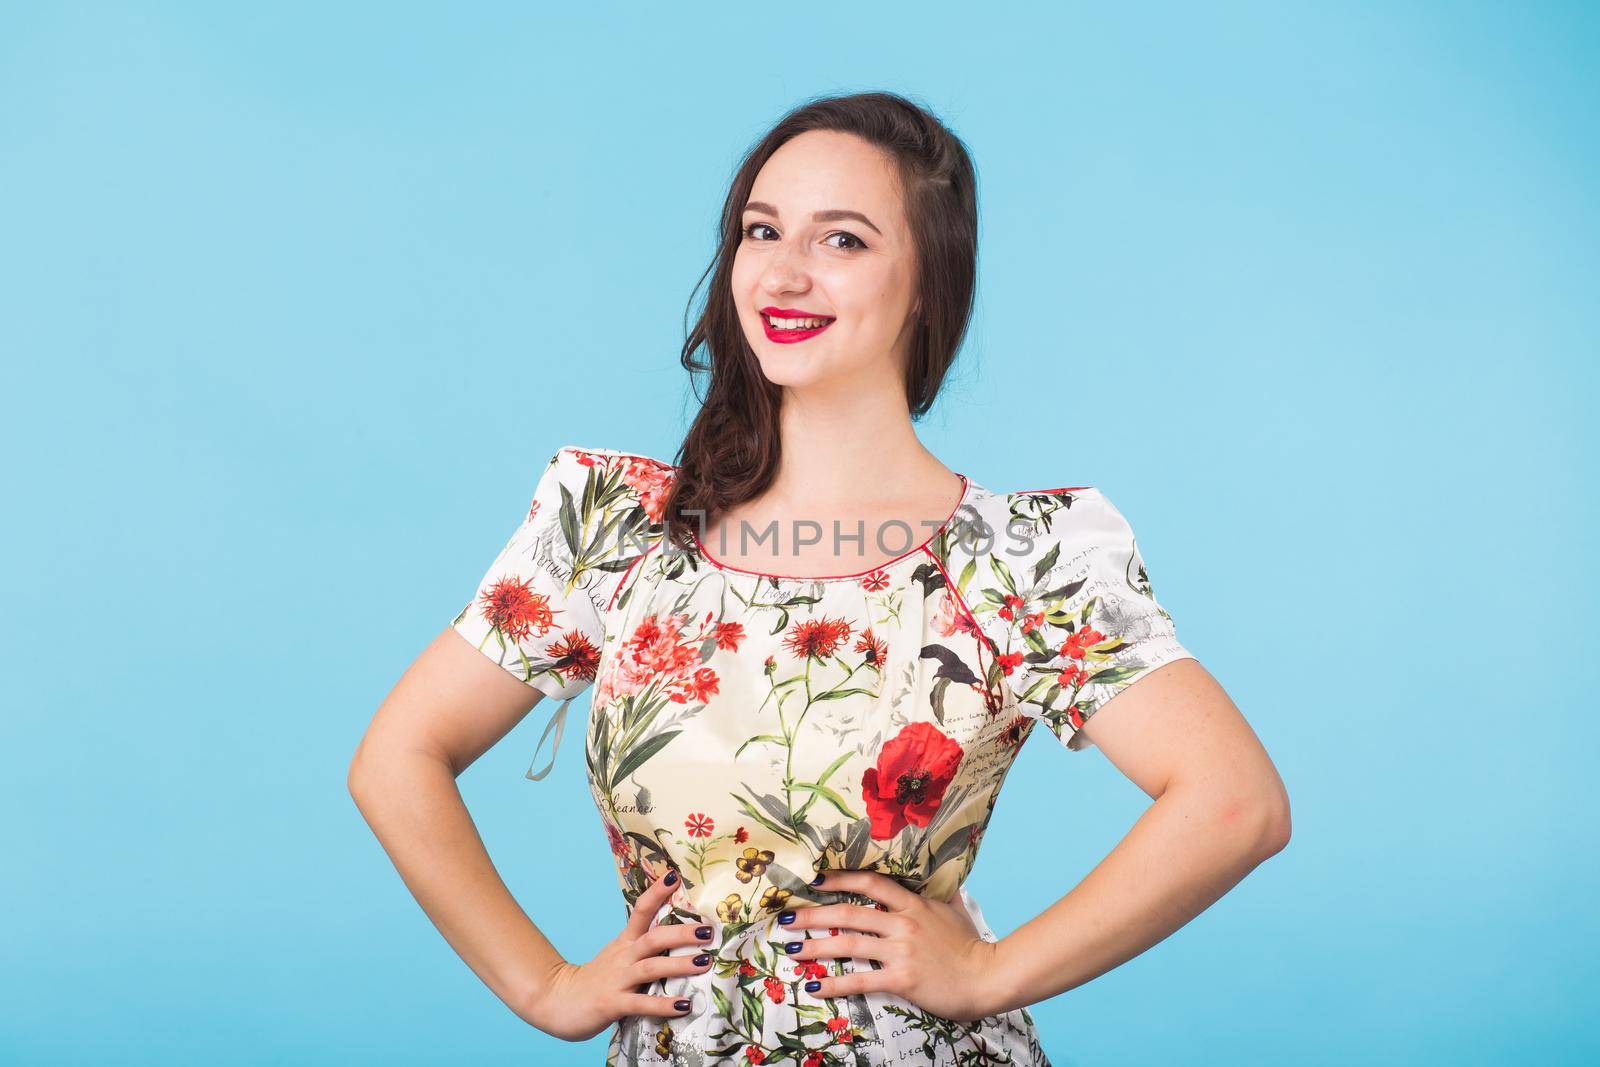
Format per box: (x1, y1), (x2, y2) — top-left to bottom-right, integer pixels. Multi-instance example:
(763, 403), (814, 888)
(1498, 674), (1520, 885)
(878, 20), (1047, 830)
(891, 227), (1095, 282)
(346, 625), (715, 1040)
(346, 625), (567, 1027)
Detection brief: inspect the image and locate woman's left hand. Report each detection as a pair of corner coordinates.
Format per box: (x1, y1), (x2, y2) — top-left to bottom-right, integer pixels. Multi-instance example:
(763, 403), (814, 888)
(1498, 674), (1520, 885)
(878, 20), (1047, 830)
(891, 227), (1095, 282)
(779, 869), (1007, 1024)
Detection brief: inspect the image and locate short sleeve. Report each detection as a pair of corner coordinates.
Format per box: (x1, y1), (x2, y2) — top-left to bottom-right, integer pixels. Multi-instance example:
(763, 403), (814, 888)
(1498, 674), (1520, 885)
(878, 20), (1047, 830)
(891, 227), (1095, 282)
(450, 445), (666, 778)
(451, 447), (608, 703)
(991, 487), (1196, 752)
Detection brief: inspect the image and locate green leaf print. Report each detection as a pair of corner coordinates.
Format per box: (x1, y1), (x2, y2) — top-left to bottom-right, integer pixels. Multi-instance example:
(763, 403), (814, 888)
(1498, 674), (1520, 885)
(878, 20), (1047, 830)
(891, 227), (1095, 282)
(732, 791), (803, 845)
(789, 781), (859, 820)
(609, 729), (682, 791)
(1030, 536), (1061, 586)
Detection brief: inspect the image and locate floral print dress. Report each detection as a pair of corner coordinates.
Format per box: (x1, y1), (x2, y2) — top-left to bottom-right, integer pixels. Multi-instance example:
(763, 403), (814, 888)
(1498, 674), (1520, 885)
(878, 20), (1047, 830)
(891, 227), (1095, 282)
(451, 445), (1197, 1066)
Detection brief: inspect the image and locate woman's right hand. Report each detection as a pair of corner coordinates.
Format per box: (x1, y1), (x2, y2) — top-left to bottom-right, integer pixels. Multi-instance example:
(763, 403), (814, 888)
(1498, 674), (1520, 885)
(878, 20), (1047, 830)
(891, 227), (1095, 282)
(526, 868), (717, 1042)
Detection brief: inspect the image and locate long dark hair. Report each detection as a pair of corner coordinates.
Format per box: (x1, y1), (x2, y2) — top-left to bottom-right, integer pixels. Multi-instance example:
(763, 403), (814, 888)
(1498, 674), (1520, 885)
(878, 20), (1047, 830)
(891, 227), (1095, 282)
(662, 90), (980, 553)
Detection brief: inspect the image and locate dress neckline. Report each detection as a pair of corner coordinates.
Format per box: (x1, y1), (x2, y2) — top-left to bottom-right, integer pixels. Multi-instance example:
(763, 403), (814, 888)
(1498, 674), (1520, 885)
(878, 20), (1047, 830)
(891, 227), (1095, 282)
(688, 472), (973, 582)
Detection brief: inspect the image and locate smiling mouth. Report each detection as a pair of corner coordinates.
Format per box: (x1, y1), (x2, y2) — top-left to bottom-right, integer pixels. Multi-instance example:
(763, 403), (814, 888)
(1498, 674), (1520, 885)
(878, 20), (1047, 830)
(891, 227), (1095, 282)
(761, 311), (835, 345)
(762, 311), (836, 329)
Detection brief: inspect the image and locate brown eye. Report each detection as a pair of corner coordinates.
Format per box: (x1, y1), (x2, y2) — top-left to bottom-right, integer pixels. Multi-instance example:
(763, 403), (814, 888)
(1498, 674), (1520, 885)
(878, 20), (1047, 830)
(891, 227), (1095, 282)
(743, 222), (777, 241)
(826, 231), (867, 251)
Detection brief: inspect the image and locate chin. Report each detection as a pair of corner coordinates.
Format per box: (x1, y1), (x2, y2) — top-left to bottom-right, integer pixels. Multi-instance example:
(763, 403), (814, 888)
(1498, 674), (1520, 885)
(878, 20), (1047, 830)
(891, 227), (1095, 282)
(751, 351), (836, 389)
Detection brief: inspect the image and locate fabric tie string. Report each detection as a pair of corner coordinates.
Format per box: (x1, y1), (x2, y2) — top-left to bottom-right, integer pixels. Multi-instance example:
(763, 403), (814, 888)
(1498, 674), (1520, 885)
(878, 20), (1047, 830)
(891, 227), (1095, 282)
(525, 693), (575, 781)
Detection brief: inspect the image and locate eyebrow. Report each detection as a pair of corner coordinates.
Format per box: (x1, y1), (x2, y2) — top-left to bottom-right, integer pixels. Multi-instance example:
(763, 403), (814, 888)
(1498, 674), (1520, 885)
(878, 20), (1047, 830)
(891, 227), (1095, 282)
(743, 200), (883, 237)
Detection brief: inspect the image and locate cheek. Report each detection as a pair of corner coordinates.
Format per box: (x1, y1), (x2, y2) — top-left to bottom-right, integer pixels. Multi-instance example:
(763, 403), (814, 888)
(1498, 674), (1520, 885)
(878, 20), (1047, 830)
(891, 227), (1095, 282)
(730, 250), (761, 297)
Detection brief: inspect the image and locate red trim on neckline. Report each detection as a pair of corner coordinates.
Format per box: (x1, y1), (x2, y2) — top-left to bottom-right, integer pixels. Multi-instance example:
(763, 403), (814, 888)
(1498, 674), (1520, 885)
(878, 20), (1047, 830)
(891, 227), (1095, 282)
(689, 473), (971, 582)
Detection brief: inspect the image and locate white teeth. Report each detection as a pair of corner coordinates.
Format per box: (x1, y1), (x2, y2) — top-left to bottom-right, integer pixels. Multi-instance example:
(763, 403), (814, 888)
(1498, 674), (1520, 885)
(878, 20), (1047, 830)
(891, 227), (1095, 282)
(766, 315), (830, 330)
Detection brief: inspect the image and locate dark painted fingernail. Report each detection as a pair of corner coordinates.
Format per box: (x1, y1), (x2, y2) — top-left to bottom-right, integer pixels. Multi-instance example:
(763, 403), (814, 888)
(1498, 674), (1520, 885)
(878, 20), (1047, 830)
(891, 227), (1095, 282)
(674, 998), (690, 1012)
(804, 979), (822, 993)
(693, 952), (711, 966)
(663, 869), (678, 886)
(810, 873), (825, 885)
(785, 940), (803, 954)
(778, 909), (795, 925)
(696, 925), (712, 940)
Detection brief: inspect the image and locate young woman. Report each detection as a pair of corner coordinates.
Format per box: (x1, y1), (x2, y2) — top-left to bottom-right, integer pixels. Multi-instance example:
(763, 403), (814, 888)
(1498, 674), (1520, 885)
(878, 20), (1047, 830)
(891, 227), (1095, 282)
(349, 91), (1290, 1066)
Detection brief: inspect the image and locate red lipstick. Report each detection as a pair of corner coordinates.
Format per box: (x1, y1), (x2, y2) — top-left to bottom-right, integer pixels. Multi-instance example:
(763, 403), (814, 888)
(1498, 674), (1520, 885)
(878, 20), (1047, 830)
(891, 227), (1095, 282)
(760, 305), (835, 345)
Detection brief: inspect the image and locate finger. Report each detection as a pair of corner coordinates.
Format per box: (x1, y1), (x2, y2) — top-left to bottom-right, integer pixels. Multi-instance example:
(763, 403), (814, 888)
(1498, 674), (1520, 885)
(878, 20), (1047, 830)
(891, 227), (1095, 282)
(634, 920), (715, 959)
(787, 932), (896, 965)
(804, 966), (896, 1001)
(783, 903), (898, 937)
(632, 948), (716, 984)
(618, 991), (697, 1019)
(811, 869), (921, 912)
(623, 868), (681, 940)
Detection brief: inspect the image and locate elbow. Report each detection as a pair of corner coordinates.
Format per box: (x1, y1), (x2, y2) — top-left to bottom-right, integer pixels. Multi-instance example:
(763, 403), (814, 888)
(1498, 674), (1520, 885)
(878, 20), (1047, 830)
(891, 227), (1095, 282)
(347, 750), (375, 806)
(1204, 780), (1291, 864)
(1246, 783), (1292, 862)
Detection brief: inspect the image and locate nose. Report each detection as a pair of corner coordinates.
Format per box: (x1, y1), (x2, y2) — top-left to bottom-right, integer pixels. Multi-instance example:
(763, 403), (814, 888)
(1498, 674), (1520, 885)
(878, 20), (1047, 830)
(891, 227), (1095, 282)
(760, 240), (811, 297)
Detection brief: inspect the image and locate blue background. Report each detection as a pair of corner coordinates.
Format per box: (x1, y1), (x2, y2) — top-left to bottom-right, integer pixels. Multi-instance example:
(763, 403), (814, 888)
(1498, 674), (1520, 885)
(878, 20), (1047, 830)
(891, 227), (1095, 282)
(4, 2), (1595, 1064)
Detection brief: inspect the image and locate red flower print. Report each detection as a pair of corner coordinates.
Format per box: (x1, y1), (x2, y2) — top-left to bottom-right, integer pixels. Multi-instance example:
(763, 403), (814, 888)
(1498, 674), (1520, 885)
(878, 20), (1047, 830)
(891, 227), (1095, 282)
(855, 628), (889, 668)
(1056, 664), (1086, 688)
(573, 452), (599, 468)
(622, 457), (676, 524)
(610, 612), (721, 706)
(804, 1053), (824, 1067)
(546, 629), (601, 681)
(477, 576), (556, 643)
(713, 620), (747, 651)
(525, 498), (541, 523)
(998, 593), (1024, 622)
(997, 650), (1023, 675)
(999, 715), (1030, 749)
(1061, 626), (1106, 660)
(794, 960), (826, 980)
(763, 976), (786, 1003)
(861, 569), (890, 592)
(739, 960), (758, 977)
(861, 721), (964, 839)
(735, 826), (749, 844)
(1021, 611), (1044, 634)
(745, 1045), (766, 1064)
(685, 812), (714, 838)
(826, 1016), (850, 1034)
(783, 616), (855, 661)
(1067, 704), (1086, 731)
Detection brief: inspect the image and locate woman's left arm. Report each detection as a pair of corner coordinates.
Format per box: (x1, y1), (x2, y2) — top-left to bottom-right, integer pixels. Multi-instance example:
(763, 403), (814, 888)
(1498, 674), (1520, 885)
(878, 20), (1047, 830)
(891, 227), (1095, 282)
(780, 659), (1287, 1022)
(985, 656), (1291, 1015)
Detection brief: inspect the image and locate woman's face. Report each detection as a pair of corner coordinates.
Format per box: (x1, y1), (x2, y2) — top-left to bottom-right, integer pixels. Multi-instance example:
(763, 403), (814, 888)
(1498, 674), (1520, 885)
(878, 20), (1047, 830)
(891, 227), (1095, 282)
(731, 129), (920, 391)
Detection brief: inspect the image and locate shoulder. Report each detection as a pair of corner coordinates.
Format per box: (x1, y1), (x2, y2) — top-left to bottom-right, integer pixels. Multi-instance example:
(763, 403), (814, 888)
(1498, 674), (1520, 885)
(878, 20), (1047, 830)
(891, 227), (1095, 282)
(542, 444), (679, 525)
(950, 481), (1159, 626)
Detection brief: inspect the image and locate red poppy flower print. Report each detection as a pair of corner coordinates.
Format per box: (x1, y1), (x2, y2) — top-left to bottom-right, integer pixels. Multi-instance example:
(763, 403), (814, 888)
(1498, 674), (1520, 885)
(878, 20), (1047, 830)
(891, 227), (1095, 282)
(685, 812), (714, 837)
(861, 721), (964, 839)
(783, 615), (855, 660)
